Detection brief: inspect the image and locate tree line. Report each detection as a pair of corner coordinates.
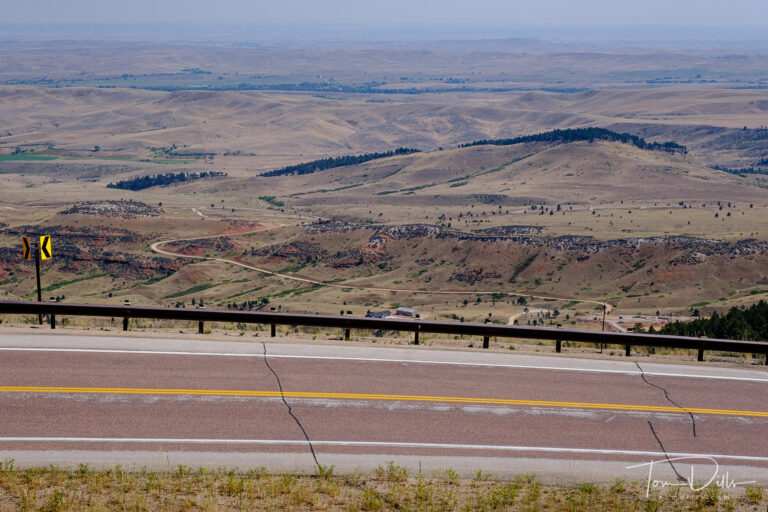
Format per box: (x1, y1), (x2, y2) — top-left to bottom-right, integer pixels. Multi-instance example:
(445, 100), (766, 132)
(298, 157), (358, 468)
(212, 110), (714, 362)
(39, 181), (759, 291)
(459, 127), (687, 154)
(712, 165), (768, 176)
(655, 300), (768, 341)
(260, 148), (420, 177)
(259, 128), (689, 179)
(107, 171), (227, 191)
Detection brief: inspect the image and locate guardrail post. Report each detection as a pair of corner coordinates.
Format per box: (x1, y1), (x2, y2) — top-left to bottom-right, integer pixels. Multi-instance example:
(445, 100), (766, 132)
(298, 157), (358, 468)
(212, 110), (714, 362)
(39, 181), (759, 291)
(270, 324), (276, 337)
(49, 297), (56, 329)
(483, 336), (490, 349)
(345, 328), (351, 341)
(123, 317), (128, 331)
(625, 345), (631, 357)
(697, 349), (704, 362)
(198, 321), (204, 334)
(556, 340), (562, 353)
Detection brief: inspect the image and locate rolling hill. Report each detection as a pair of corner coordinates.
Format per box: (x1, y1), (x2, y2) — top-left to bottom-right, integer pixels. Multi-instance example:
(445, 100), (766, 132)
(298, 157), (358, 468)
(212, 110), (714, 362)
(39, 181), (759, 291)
(251, 139), (768, 212)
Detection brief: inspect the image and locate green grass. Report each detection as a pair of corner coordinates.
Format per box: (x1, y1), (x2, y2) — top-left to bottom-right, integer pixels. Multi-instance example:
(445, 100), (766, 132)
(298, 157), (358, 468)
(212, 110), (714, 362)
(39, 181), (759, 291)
(689, 301), (712, 308)
(163, 283), (217, 299)
(259, 195), (285, 207)
(377, 182), (439, 195)
(269, 284), (322, 299)
(0, 277), (19, 287)
(138, 158), (199, 165)
(40, 273), (108, 293)
(130, 273), (172, 287)
(473, 154), (536, 177)
(278, 263), (308, 274)
(291, 183), (365, 196)
(224, 286), (265, 300)
(0, 154), (58, 161)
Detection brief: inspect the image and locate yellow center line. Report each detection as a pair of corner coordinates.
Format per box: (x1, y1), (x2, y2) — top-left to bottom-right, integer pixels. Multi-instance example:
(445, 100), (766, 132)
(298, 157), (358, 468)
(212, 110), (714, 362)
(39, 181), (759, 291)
(1, 386), (766, 418)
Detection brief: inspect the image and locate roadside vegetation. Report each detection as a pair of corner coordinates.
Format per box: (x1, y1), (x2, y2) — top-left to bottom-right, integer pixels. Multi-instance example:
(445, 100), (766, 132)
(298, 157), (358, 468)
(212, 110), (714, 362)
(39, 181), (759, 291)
(657, 300), (768, 340)
(0, 460), (763, 511)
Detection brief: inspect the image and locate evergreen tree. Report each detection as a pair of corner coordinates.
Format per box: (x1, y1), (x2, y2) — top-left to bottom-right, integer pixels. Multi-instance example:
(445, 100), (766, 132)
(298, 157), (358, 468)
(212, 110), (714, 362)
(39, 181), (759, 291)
(659, 300), (768, 341)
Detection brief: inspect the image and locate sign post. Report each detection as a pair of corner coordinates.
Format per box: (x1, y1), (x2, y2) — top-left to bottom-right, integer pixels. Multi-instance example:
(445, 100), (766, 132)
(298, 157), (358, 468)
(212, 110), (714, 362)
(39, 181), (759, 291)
(22, 236), (51, 325)
(34, 240), (42, 325)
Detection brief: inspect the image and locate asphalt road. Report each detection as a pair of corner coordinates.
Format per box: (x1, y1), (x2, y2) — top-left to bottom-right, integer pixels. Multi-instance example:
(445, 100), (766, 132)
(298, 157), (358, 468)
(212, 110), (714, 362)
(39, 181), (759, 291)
(1, 332), (767, 484)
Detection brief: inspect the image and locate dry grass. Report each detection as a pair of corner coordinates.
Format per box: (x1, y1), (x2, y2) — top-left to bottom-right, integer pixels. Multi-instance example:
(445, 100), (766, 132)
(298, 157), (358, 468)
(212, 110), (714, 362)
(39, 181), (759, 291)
(0, 460), (764, 511)
(4, 94), (768, 325)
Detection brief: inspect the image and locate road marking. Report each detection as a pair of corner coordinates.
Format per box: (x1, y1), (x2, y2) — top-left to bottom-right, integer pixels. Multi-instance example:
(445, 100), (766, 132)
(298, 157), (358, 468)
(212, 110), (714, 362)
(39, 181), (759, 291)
(0, 437), (766, 462)
(2, 346), (767, 383)
(1, 385), (766, 417)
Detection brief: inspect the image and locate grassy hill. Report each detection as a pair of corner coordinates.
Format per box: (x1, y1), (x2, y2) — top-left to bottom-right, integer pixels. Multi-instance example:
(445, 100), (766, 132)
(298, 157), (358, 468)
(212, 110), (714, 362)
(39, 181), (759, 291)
(254, 139), (768, 218)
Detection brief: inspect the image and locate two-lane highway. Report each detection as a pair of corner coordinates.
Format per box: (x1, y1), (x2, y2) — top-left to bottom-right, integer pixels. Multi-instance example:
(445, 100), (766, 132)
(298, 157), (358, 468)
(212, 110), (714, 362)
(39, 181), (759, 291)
(0, 332), (767, 483)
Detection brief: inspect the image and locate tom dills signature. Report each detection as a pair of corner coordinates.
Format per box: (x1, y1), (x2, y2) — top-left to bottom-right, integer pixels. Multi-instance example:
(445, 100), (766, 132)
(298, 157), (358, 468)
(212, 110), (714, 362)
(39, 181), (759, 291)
(626, 457), (756, 497)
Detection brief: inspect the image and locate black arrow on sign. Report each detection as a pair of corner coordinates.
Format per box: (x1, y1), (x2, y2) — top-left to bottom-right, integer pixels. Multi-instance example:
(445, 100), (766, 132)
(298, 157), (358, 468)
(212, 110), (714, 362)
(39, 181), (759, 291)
(22, 237), (30, 260)
(41, 236), (51, 259)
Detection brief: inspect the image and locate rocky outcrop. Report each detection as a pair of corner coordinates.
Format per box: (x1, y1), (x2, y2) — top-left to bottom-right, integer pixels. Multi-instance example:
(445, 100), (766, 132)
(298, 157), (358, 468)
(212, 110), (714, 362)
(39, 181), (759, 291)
(167, 237), (239, 256)
(451, 267), (502, 284)
(474, 225), (544, 236)
(256, 241), (327, 264)
(59, 200), (163, 218)
(4, 225), (144, 245)
(0, 225), (181, 281)
(297, 222), (768, 268)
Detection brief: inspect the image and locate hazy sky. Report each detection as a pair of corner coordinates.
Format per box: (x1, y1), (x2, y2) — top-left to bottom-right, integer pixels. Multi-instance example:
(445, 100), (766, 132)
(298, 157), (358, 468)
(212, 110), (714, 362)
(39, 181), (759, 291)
(4, 0), (768, 27)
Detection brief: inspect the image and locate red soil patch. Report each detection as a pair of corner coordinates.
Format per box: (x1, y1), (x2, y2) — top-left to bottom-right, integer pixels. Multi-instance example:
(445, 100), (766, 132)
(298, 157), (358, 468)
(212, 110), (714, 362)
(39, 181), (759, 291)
(219, 222), (272, 236)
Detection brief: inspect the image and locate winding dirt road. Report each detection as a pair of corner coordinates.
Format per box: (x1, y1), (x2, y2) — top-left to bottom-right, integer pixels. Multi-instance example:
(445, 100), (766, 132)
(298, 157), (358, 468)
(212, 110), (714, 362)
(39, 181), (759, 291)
(150, 223), (610, 307)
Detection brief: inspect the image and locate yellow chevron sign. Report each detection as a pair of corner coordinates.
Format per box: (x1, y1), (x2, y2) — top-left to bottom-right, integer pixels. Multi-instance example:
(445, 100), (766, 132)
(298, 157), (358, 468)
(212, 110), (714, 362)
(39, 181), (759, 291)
(40, 235), (52, 260)
(22, 237), (31, 260)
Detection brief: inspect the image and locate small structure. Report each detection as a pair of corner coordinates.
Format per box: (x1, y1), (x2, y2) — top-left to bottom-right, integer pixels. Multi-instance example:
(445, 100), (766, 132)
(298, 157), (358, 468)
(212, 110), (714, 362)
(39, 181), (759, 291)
(395, 307), (420, 318)
(365, 310), (391, 319)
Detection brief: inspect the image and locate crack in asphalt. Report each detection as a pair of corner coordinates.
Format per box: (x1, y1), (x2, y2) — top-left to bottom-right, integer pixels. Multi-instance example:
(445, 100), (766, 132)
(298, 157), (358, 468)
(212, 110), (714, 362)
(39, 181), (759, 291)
(635, 362), (697, 437)
(261, 342), (319, 468)
(637, 362), (697, 484)
(647, 420), (687, 483)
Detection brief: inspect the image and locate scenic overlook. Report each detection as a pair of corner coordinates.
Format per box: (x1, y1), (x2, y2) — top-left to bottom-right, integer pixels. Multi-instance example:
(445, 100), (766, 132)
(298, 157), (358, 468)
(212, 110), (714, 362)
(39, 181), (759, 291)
(0, 1), (767, 510)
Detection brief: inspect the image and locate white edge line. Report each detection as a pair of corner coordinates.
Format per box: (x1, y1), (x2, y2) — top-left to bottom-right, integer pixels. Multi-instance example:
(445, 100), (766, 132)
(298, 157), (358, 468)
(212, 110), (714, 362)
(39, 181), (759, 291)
(0, 437), (766, 463)
(1, 347), (767, 383)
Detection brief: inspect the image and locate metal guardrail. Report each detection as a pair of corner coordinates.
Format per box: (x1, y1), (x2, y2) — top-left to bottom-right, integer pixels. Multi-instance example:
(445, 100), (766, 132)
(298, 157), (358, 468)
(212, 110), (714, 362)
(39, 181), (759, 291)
(0, 300), (766, 363)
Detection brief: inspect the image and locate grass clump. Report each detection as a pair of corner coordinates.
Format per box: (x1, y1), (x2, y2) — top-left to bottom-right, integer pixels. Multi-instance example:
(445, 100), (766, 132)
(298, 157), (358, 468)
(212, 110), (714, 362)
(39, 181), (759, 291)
(0, 461), (763, 510)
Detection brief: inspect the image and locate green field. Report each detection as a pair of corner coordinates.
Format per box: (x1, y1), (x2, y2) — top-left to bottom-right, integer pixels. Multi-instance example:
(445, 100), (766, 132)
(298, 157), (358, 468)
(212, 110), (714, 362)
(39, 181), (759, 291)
(0, 154), (58, 161)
